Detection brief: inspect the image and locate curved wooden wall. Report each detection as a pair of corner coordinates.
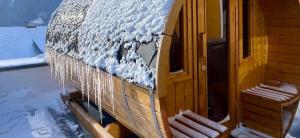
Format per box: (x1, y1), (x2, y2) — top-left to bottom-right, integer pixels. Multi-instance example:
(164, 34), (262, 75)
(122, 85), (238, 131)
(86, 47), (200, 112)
(157, 0), (197, 118)
(238, 0), (268, 91)
(258, 0), (300, 89)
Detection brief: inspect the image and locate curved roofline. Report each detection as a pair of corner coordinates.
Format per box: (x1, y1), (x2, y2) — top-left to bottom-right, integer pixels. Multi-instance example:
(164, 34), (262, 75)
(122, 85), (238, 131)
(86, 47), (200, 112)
(156, 0), (184, 97)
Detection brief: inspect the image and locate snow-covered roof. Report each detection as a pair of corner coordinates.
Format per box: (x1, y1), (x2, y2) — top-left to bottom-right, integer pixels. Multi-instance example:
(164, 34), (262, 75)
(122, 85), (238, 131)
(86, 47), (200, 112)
(46, 0), (174, 88)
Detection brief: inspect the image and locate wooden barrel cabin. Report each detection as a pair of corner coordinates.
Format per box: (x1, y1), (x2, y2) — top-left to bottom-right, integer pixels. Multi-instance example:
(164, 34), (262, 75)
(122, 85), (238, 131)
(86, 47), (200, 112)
(46, 0), (300, 137)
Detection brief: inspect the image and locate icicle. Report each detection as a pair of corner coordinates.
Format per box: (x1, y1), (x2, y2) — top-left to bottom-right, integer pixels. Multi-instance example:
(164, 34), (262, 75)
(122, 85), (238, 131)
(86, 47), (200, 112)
(47, 50), (118, 124)
(109, 75), (115, 115)
(86, 65), (90, 108)
(97, 70), (103, 124)
(80, 64), (85, 100)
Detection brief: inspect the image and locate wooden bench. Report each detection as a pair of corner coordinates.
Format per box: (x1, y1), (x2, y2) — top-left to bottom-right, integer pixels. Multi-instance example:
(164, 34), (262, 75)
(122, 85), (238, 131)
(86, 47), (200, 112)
(168, 110), (229, 138)
(241, 83), (299, 138)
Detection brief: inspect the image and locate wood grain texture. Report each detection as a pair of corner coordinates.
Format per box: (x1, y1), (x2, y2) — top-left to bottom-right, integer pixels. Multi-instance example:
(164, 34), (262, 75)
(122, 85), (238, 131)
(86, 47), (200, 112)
(164, 0), (197, 118)
(238, 0), (268, 91)
(258, 0), (300, 89)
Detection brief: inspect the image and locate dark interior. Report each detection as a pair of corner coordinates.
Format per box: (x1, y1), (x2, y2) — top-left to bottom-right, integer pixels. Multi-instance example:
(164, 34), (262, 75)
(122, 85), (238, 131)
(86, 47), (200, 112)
(207, 0), (229, 122)
(169, 9), (184, 73)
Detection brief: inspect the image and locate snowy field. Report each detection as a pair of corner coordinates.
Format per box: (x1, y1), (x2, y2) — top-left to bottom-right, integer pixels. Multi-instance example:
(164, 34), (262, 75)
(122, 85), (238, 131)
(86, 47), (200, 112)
(0, 66), (85, 138)
(0, 26), (46, 60)
(289, 105), (300, 138)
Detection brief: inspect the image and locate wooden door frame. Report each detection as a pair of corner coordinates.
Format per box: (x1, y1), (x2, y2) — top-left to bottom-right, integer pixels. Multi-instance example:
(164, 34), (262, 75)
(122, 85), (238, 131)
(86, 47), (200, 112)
(196, 0), (239, 129)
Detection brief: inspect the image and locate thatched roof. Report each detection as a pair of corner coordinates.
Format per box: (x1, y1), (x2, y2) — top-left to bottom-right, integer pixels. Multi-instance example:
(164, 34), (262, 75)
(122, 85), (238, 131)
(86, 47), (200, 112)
(46, 0), (174, 88)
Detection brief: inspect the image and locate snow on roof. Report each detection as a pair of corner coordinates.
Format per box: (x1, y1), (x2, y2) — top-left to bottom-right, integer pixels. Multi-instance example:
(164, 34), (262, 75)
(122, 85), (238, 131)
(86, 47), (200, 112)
(0, 26), (46, 60)
(46, 0), (174, 88)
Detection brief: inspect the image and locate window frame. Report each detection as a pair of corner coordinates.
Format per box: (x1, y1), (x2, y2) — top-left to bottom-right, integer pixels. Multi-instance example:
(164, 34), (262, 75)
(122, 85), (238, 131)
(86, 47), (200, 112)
(168, 5), (193, 80)
(239, 0), (253, 63)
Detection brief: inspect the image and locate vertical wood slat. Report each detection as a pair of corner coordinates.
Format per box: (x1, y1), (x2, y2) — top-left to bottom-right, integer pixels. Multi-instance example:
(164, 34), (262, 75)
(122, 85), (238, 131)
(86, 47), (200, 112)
(167, 83), (176, 116)
(165, 0), (197, 117)
(176, 82), (186, 111)
(185, 80), (194, 110)
(238, 0), (268, 94)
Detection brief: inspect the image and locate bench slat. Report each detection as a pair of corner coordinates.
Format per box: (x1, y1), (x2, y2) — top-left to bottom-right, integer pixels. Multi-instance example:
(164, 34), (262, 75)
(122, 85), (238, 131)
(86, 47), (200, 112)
(242, 110), (282, 130)
(244, 90), (283, 102)
(241, 102), (282, 121)
(241, 92), (282, 111)
(260, 84), (298, 95)
(176, 115), (220, 138)
(170, 127), (190, 138)
(182, 110), (228, 133)
(169, 119), (208, 138)
(249, 88), (288, 101)
(256, 86), (294, 98)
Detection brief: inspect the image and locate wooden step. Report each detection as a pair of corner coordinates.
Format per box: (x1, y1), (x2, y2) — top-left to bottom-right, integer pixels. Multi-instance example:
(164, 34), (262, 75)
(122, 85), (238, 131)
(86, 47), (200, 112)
(168, 110), (228, 138)
(241, 83), (299, 138)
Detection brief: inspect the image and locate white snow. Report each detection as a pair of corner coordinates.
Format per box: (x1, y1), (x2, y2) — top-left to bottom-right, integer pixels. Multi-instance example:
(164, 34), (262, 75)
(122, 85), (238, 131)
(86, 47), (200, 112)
(29, 17), (45, 25)
(0, 54), (46, 68)
(231, 125), (273, 138)
(0, 26), (47, 60)
(77, 0), (173, 88)
(0, 67), (83, 138)
(47, 0), (175, 88)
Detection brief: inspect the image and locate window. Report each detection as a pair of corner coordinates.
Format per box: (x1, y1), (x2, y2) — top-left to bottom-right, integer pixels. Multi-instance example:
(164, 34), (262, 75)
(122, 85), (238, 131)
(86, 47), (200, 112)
(169, 9), (184, 73)
(242, 0), (251, 59)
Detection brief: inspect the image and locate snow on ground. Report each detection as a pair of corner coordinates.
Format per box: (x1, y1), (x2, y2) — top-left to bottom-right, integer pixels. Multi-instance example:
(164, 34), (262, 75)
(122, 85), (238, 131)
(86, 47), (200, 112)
(288, 103), (300, 138)
(0, 67), (85, 138)
(0, 54), (46, 69)
(0, 26), (47, 60)
(0, 88), (74, 138)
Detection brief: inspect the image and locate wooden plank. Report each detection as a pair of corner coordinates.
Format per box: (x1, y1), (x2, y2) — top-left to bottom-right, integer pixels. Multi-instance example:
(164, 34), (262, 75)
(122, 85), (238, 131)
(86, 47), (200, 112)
(68, 102), (113, 138)
(126, 96), (165, 130)
(278, 36), (300, 46)
(169, 127), (190, 138)
(197, 0), (205, 33)
(163, 0), (184, 35)
(250, 88), (289, 101)
(242, 110), (282, 130)
(192, 0), (199, 114)
(227, 0), (238, 127)
(267, 62), (300, 75)
(266, 70), (300, 85)
(263, 10), (300, 19)
(169, 119), (208, 138)
(260, 1), (300, 10)
(241, 102), (282, 121)
(269, 53), (300, 65)
(106, 122), (133, 138)
(268, 36), (279, 44)
(269, 45), (300, 56)
(184, 80), (194, 110)
(175, 82), (185, 112)
(265, 18), (300, 28)
(175, 115), (220, 138)
(266, 19), (300, 29)
(183, 110), (228, 133)
(260, 84), (299, 95)
(244, 90), (283, 102)
(267, 27), (300, 37)
(167, 83), (176, 116)
(124, 82), (160, 112)
(242, 118), (282, 138)
(132, 112), (167, 138)
(241, 92), (282, 112)
(255, 87), (294, 98)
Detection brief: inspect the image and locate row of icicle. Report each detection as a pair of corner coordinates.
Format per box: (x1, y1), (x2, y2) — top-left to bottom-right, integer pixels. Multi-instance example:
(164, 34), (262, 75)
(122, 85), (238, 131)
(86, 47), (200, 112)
(46, 49), (115, 122)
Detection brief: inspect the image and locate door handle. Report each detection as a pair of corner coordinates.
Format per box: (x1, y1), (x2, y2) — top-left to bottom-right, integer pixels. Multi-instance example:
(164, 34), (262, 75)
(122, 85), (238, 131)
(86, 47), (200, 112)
(202, 65), (207, 71)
